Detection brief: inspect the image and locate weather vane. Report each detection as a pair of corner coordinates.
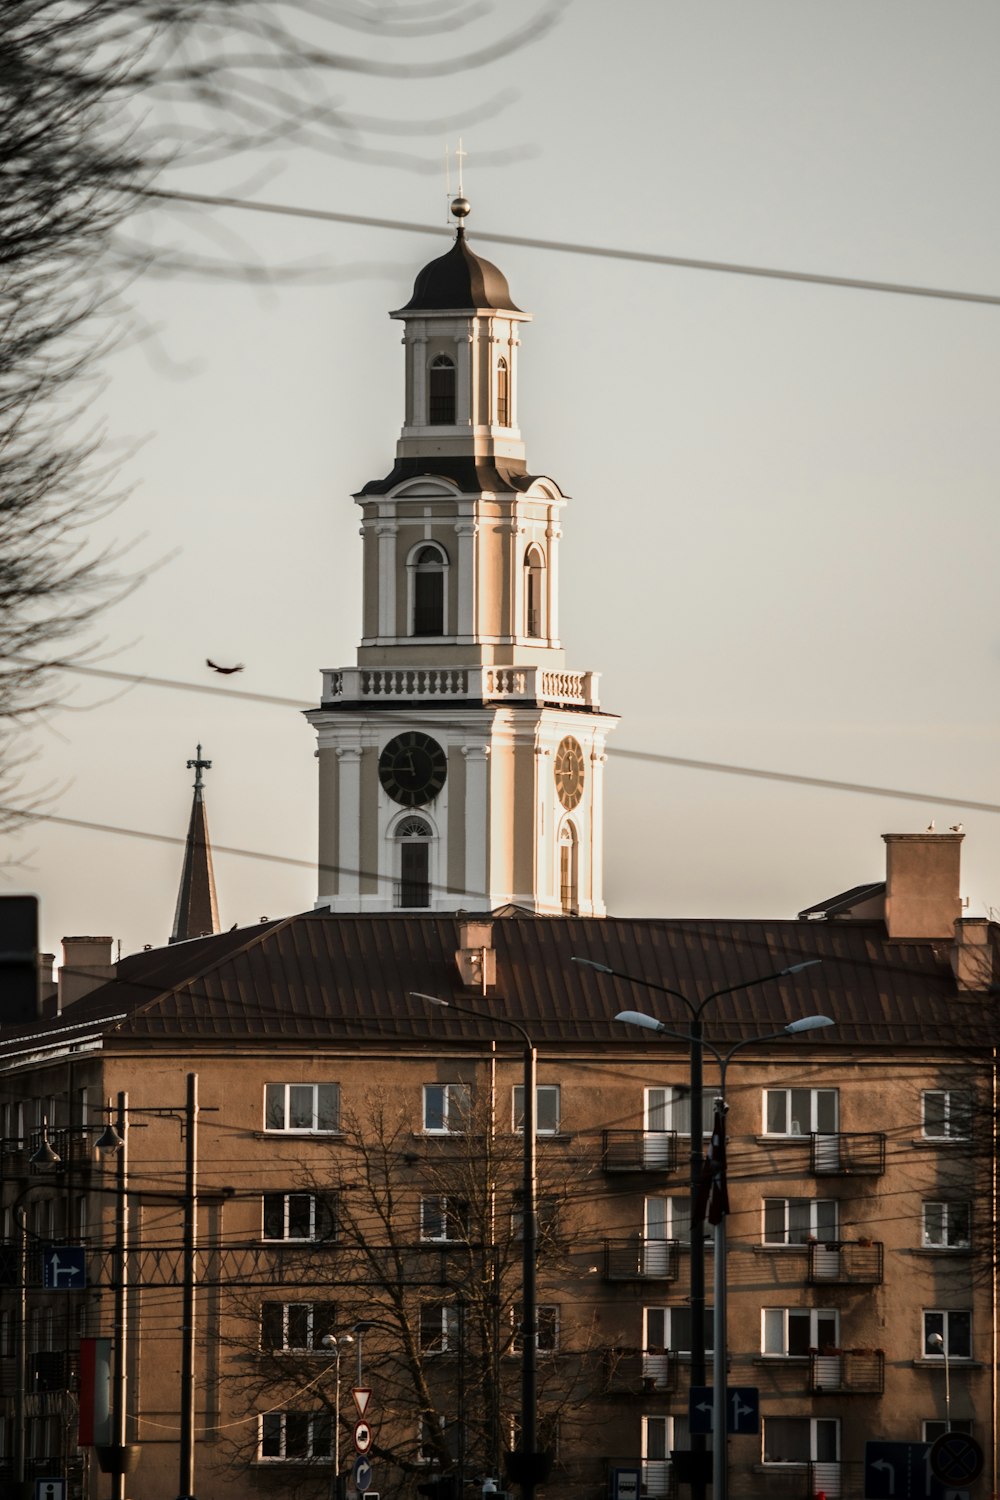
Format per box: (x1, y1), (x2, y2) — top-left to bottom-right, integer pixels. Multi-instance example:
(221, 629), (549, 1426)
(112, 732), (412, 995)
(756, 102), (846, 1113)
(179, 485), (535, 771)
(445, 139), (470, 226)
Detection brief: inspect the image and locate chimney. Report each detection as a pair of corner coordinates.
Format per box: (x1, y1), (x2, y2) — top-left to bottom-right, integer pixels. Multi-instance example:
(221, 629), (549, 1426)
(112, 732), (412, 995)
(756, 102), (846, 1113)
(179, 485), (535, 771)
(951, 918), (995, 993)
(882, 833), (963, 941)
(454, 919), (496, 994)
(58, 936), (115, 1011)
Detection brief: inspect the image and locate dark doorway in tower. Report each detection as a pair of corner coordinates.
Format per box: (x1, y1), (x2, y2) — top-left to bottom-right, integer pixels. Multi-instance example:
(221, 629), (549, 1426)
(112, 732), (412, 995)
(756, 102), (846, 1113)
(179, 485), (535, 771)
(396, 817), (432, 908)
(429, 354), (456, 424)
(413, 544), (447, 635)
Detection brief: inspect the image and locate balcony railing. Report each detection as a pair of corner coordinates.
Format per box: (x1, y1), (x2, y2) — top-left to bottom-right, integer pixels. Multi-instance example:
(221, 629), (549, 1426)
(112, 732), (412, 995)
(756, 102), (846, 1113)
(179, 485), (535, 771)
(605, 1459), (676, 1500)
(808, 1239), (883, 1284)
(758, 1462), (863, 1499)
(321, 665), (602, 709)
(603, 1238), (680, 1282)
(809, 1350), (885, 1395)
(602, 1130), (678, 1174)
(810, 1132), (886, 1176)
(602, 1347), (678, 1395)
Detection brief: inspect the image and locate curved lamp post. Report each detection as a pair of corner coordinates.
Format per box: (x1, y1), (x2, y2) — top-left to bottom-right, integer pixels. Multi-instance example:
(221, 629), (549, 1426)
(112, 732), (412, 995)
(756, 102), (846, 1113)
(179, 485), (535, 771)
(411, 992), (544, 1500)
(321, 1333), (355, 1497)
(615, 1008), (835, 1500)
(573, 955), (822, 1500)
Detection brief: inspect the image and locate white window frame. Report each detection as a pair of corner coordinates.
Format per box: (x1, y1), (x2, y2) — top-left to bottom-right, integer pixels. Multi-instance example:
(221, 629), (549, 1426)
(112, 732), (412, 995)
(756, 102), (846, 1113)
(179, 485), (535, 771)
(922, 1090), (972, 1139)
(656, 1085), (713, 1138)
(643, 1306), (714, 1357)
(392, 812), (435, 911)
(264, 1083), (340, 1134)
(422, 1083), (470, 1134)
(260, 1301), (336, 1353)
(512, 1084), (560, 1136)
(420, 1195), (468, 1243)
(420, 1303), (460, 1354)
(923, 1309), (972, 1359)
(922, 1420), (973, 1443)
(407, 540), (450, 638)
(761, 1307), (839, 1356)
(511, 1304), (559, 1355)
(763, 1088), (839, 1136)
(258, 1411), (332, 1462)
(922, 1201), (971, 1249)
(644, 1194), (691, 1245)
(763, 1198), (838, 1245)
(763, 1416), (840, 1465)
(642, 1415), (688, 1498)
(262, 1192), (336, 1244)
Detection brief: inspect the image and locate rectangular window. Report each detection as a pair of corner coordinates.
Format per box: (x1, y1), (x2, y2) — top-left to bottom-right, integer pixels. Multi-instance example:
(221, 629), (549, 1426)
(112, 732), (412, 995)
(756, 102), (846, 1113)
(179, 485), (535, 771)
(512, 1305), (559, 1355)
(923, 1420), (973, 1443)
(922, 1202), (971, 1249)
(420, 1304), (460, 1354)
(641, 1416), (688, 1499)
(513, 1085), (560, 1135)
(653, 1086), (713, 1137)
(924, 1310), (972, 1359)
(764, 1088), (838, 1136)
(643, 1306), (713, 1356)
(644, 1195), (690, 1244)
(264, 1083), (340, 1133)
(258, 1411), (332, 1461)
(922, 1090), (972, 1139)
(260, 1302), (337, 1351)
(763, 1198), (837, 1244)
(262, 1193), (336, 1243)
(423, 1083), (470, 1134)
(763, 1417), (839, 1464)
(762, 1308), (839, 1356)
(420, 1196), (469, 1243)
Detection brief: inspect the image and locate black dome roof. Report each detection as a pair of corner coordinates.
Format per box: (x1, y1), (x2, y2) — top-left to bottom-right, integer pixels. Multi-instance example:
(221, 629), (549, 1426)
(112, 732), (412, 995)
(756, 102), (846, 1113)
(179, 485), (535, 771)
(398, 229), (521, 313)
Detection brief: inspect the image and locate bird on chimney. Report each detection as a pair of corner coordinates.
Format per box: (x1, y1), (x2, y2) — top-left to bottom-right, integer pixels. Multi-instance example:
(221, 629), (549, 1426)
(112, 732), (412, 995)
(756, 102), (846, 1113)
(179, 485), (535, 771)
(949, 823), (964, 833)
(926, 820), (936, 832)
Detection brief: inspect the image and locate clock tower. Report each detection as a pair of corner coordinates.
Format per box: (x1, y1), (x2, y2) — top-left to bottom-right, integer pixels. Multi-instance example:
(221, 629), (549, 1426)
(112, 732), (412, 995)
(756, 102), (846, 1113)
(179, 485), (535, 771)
(307, 200), (616, 915)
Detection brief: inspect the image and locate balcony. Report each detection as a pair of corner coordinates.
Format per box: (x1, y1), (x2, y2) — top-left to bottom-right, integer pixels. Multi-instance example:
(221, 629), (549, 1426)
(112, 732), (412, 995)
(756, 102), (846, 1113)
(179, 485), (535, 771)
(760, 1462), (863, 1499)
(602, 1347), (678, 1395)
(810, 1132), (885, 1176)
(322, 665), (602, 709)
(808, 1240), (883, 1284)
(603, 1238), (680, 1283)
(602, 1130), (678, 1174)
(809, 1350), (885, 1395)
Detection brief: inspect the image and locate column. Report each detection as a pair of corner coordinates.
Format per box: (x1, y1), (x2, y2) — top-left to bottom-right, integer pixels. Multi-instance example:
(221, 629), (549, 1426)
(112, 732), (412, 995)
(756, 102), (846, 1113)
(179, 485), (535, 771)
(410, 327), (427, 427)
(545, 515), (561, 645)
(337, 747), (363, 902)
(376, 521), (397, 639)
(454, 519), (478, 640)
(455, 329), (473, 428)
(462, 744), (490, 903)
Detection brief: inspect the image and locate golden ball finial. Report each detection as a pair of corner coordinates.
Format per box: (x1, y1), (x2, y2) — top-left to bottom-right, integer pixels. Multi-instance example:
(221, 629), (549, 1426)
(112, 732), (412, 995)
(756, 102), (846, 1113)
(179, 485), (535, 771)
(450, 196), (471, 221)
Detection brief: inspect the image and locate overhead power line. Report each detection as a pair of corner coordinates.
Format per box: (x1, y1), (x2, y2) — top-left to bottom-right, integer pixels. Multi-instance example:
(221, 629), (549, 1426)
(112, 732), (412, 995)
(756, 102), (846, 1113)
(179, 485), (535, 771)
(137, 184), (1000, 307)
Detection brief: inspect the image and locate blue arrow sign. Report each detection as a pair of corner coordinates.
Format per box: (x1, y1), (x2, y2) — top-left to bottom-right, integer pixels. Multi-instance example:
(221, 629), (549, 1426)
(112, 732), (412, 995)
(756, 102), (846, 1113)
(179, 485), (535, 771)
(353, 1455), (373, 1494)
(42, 1247), (86, 1290)
(689, 1386), (759, 1434)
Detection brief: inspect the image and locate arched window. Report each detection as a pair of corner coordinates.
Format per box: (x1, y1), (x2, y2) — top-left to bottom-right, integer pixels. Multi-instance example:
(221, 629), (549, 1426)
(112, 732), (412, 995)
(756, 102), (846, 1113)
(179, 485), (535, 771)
(410, 543), (448, 636)
(559, 823), (579, 916)
(524, 545), (545, 639)
(395, 816), (432, 909)
(496, 357), (510, 426)
(428, 354), (456, 424)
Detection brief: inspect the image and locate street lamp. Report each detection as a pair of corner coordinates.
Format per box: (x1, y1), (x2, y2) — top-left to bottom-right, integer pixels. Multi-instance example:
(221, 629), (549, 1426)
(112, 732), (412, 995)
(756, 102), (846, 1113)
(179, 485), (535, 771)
(411, 991), (546, 1500)
(616, 1008), (834, 1500)
(927, 1331), (952, 1429)
(322, 1333), (355, 1498)
(574, 953), (822, 1500)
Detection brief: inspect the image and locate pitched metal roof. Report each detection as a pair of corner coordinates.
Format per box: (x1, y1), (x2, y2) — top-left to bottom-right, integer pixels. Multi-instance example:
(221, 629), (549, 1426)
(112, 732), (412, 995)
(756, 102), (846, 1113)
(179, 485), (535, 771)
(1, 912), (990, 1061)
(395, 229), (521, 314)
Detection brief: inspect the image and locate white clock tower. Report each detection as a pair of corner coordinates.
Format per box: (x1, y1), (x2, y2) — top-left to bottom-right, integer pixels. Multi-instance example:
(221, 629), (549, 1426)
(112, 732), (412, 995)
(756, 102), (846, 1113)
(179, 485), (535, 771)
(307, 200), (616, 916)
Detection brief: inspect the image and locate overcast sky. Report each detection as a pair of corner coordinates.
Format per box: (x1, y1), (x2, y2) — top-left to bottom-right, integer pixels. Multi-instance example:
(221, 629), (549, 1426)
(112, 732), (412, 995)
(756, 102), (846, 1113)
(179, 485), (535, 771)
(14, 0), (1000, 961)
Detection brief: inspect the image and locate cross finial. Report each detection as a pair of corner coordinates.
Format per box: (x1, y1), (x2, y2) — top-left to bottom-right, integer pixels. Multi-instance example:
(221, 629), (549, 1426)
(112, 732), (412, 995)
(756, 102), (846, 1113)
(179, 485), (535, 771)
(455, 137), (467, 197)
(186, 743), (212, 793)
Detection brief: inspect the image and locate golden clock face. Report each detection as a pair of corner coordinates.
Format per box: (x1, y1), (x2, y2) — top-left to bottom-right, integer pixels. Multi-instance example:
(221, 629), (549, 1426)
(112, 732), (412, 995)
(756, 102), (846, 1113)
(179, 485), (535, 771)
(554, 736), (585, 810)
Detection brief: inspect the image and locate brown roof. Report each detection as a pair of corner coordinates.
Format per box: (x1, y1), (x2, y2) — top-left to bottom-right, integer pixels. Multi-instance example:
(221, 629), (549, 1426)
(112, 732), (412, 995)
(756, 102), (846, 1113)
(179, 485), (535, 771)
(2, 912), (990, 1059)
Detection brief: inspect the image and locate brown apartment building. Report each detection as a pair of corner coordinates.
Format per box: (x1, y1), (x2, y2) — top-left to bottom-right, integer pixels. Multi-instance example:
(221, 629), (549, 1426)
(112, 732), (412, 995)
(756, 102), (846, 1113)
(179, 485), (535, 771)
(1, 213), (996, 1500)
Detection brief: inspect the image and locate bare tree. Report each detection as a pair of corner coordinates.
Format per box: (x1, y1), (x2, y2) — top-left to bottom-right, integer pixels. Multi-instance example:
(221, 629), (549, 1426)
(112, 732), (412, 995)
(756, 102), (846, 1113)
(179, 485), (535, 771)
(0, 0), (560, 809)
(220, 1086), (606, 1499)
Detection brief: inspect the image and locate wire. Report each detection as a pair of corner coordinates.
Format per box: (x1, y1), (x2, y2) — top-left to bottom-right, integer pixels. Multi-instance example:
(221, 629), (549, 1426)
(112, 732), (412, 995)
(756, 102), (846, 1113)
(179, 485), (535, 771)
(136, 185), (1000, 307)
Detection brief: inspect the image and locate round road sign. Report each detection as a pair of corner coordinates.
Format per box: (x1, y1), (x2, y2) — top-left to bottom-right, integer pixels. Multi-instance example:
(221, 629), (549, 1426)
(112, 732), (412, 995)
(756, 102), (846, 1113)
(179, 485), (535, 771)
(930, 1433), (984, 1487)
(354, 1420), (373, 1455)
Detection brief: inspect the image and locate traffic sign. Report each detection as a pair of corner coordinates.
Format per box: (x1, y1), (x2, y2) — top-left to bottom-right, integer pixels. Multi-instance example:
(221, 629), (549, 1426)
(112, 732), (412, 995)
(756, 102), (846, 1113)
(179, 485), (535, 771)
(35, 1482), (65, 1500)
(353, 1387), (372, 1418)
(613, 1469), (640, 1500)
(689, 1386), (759, 1434)
(865, 1441), (976, 1500)
(930, 1435), (983, 1487)
(353, 1455), (374, 1493)
(42, 1247), (86, 1290)
(354, 1420), (373, 1454)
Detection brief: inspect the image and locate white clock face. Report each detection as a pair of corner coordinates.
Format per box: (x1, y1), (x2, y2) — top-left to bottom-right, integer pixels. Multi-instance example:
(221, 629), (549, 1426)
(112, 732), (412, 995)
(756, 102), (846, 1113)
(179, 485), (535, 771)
(554, 736), (585, 810)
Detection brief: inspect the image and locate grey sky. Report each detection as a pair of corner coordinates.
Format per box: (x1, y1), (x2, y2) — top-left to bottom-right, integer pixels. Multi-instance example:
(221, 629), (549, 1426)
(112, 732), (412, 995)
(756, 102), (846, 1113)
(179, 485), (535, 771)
(16, 0), (1000, 958)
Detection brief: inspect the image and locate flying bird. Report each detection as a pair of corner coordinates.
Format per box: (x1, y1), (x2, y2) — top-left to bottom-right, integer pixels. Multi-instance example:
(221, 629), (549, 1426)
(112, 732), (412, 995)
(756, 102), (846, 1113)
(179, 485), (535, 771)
(207, 659), (245, 675)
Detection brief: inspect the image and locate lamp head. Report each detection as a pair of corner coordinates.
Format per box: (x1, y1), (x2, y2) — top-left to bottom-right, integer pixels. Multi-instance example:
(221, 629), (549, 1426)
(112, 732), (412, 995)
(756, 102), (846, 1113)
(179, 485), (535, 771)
(784, 1015), (834, 1034)
(571, 956), (615, 975)
(614, 1010), (665, 1033)
(95, 1123), (125, 1160)
(928, 1332), (945, 1351)
(29, 1121), (61, 1170)
(411, 991), (449, 1008)
(780, 960), (823, 976)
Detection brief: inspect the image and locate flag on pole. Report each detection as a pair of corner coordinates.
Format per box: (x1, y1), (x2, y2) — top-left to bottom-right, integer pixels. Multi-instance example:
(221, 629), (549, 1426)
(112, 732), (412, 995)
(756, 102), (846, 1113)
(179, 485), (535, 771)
(693, 1103), (729, 1225)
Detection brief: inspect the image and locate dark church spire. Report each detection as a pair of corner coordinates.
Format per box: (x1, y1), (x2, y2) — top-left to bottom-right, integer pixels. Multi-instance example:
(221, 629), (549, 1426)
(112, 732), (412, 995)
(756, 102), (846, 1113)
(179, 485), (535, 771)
(170, 745), (220, 944)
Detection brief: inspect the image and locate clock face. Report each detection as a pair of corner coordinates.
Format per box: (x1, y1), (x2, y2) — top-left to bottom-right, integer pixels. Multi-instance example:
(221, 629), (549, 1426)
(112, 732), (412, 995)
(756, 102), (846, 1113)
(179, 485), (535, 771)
(554, 735), (585, 811)
(378, 732), (447, 807)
